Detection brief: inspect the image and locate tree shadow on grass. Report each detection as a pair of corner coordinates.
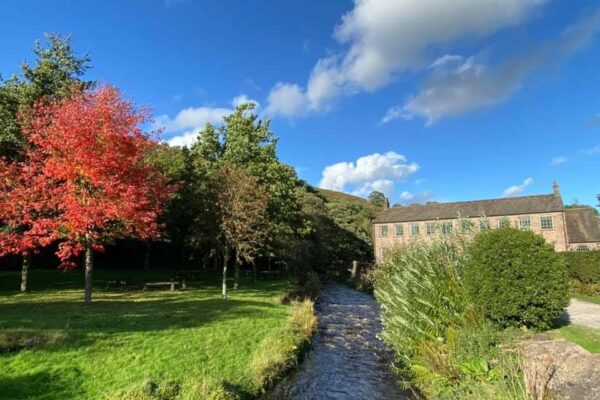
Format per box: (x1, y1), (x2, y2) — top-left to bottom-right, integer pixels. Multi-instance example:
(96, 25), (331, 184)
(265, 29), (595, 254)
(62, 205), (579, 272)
(0, 296), (280, 336)
(0, 369), (84, 400)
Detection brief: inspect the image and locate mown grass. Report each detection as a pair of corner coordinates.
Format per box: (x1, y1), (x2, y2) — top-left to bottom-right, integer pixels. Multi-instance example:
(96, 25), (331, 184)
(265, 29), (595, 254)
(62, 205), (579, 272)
(0, 268), (305, 400)
(551, 325), (600, 353)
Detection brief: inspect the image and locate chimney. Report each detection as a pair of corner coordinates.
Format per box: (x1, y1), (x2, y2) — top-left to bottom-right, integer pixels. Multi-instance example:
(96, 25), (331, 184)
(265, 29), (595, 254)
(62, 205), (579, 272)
(384, 196), (390, 210)
(553, 181), (561, 197)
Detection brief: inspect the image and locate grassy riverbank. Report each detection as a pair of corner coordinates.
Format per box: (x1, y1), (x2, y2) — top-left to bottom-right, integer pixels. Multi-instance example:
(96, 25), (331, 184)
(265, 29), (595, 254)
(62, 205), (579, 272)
(0, 269), (315, 400)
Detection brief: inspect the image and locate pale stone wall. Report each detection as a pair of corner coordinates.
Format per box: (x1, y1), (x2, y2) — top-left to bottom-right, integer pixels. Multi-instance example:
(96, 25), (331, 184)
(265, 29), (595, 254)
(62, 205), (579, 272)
(567, 242), (600, 251)
(373, 211), (569, 262)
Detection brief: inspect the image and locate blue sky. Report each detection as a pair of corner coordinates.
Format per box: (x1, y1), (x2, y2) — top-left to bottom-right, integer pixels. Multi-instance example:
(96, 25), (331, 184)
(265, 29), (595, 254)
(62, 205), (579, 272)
(1, 0), (599, 206)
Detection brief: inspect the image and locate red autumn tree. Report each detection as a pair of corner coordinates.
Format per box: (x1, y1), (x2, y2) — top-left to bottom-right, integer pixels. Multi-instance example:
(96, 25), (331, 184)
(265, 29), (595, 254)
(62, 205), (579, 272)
(0, 149), (65, 292)
(2, 85), (173, 303)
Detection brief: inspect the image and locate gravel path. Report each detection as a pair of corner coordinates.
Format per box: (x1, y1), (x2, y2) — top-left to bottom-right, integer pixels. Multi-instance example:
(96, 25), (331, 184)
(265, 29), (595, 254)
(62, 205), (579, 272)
(562, 299), (600, 329)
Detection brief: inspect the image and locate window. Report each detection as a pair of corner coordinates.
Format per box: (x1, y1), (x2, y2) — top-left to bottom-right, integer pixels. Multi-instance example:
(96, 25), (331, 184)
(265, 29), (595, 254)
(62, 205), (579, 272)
(540, 216), (554, 230)
(518, 216), (531, 230)
(461, 219), (474, 233)
(479, 218), (491, 231)
(498, 217), (510, 228)
(426, 223), (436, 235)
(410, 223), (420, 235)
(395, 224), (403, 236)
(380, 225), (388, 237)
(441, 221), (453, 234)
(576, 245), (590, 252)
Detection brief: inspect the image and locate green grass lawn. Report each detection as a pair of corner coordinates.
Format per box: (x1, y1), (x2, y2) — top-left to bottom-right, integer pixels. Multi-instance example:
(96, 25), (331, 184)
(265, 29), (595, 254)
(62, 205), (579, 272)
(0, 268), (294, 399)
(552, 325), (600, 353)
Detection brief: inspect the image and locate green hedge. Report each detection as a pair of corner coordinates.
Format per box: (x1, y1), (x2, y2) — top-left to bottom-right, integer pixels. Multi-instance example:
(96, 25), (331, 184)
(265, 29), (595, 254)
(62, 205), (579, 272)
(562, 250), (600, 284)
(464, 228), (570, 330)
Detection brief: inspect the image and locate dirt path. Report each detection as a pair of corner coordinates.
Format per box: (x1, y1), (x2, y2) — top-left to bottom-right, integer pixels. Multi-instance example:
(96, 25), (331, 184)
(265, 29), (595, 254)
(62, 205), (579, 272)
(563, 299), (600, 329)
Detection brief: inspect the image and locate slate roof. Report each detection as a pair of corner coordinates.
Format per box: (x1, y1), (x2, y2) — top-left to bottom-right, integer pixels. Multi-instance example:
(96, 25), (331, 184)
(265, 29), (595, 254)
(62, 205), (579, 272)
(565, 208), (600, 243)
(374, 193), (564, 223)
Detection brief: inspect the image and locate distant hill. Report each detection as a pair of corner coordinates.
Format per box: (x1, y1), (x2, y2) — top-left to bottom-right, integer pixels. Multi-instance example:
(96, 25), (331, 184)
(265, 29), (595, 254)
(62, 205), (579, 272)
(315, 188), (379, 210)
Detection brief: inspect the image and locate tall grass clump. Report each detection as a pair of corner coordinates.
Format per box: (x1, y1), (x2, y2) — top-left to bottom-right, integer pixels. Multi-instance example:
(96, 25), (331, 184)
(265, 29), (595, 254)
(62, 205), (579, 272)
(249, 298), (317, 390)
(371, 226), (532, 399)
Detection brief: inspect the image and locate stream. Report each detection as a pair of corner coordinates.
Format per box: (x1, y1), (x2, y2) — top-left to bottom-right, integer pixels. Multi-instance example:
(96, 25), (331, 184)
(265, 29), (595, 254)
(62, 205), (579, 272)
(263, 284), (411, 400)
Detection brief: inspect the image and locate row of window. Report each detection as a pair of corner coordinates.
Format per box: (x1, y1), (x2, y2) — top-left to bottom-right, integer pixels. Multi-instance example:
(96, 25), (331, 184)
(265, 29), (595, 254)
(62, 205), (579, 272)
(379, 215), (555, 237)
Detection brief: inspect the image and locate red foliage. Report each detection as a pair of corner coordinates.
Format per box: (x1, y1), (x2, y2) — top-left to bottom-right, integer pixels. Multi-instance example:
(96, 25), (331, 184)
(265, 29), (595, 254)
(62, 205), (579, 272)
(0, 86), (173, 268)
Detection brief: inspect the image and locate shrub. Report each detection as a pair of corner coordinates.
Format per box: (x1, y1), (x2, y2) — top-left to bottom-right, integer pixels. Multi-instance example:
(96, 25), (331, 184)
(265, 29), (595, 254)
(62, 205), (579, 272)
(464, 228), (569, 330)
(371, 231), (531, 399)
(562, 250), (600, 284)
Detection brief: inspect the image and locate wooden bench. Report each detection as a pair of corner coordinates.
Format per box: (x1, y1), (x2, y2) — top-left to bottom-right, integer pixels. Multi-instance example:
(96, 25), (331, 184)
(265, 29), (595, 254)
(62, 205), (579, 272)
(106, 280), (128, 290)
(144, 281), (180, 291)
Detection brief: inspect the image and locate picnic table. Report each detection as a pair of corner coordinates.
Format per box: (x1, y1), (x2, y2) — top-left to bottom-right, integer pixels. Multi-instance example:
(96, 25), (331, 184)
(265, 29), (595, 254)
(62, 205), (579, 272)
(143, 281), (180, 291)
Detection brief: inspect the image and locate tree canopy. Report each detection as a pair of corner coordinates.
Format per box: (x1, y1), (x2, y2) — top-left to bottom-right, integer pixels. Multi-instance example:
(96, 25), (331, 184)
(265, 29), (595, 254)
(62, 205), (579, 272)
(0, 34), (91, 160)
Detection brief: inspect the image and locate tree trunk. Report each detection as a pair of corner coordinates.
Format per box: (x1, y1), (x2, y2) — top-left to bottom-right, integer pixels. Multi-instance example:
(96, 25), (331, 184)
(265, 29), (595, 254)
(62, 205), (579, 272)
(252, 263), (257, 283)
(233, 258), (241, 290)
(84, 245), (94, 304)
(222, 250), (229, 299)
(20, 251), (32, 293)
(144, 242), (151, 270)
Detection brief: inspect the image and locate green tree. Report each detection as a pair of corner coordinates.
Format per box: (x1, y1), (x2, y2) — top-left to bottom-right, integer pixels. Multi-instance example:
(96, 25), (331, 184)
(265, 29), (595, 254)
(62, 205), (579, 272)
(0, 33), (91, 160)
(367, 191), (387, 208)
(217, 165), (272, 298)
(188, 104), (307, 270)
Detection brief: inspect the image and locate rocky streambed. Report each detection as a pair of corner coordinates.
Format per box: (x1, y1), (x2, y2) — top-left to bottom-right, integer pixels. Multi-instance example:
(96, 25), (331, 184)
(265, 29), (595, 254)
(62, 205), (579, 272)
(263, 284), (410, 400)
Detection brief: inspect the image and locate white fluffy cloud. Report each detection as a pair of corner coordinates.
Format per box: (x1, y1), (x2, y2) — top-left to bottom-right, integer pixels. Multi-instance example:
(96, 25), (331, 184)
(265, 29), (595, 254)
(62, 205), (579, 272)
(159, 94), (261, 147)
(266, 0), (546, 117)
(399, 191), (434, 205)
(156, 106), (230, 134)
(265, 83), (309, 117)
(503, 177), (533, 197)
(386, 10), (600, 125)
(352, 179), (395, 198)
(319, 151), (419, 198)
(551, 156), (568, 166)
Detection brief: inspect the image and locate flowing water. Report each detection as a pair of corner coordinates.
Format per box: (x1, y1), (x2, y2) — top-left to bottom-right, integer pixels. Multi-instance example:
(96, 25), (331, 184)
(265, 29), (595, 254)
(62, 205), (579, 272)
(264, 284), (411, 400)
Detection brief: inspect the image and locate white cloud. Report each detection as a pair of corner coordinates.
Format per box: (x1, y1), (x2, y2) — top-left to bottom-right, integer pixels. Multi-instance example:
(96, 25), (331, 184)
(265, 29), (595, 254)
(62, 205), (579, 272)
(159, 94), (256, 147)
(399, 191), (434, 205)
(165, 130), (200, 147)
(393, 10), (600, 125)
(155, 106), (230, 133)
(551, 156), (568, 166)
(319, 151), (419, 199)
(352, 179), (395, 198)
(503, 177), (533, 197)
(265, 83), (308, 117)
(232, 94), (260, 108)
(266, 0), (546, 117)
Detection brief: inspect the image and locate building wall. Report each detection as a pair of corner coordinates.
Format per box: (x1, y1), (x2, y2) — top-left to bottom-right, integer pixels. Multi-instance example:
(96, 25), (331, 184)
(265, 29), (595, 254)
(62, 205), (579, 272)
(373, 211), (568, 262)
(567, 242), (600, 251)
